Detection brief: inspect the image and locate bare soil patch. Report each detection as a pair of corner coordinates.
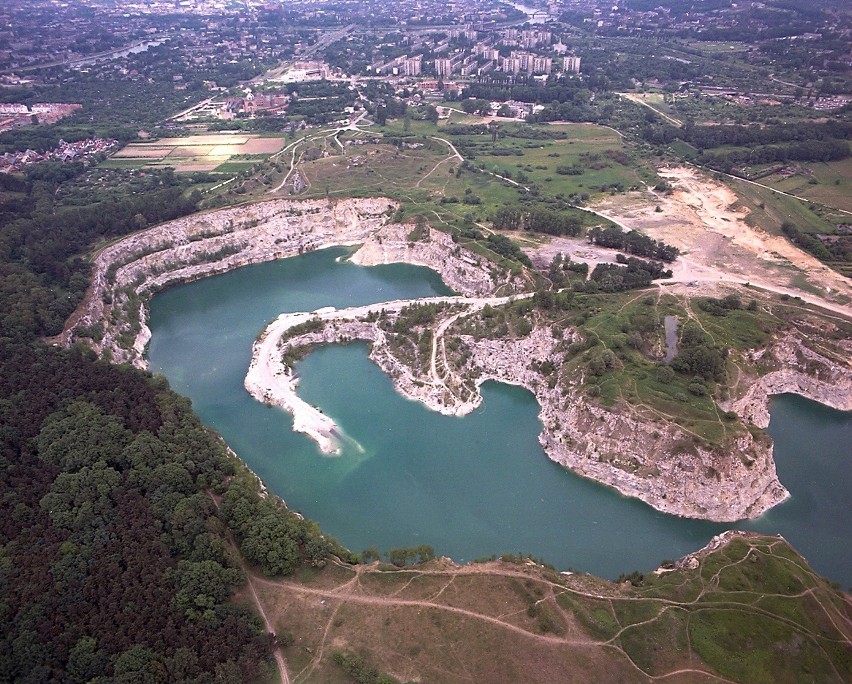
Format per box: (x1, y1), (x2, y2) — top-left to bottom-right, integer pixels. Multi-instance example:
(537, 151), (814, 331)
(590, 166), (852, 308)
(168, 145), (215, 158)
(167, 162), (222, 172)
(112, 135), (283, 171)
(153, 134), (250, 146)
(112, 146), (171, 159)
(523, 235), (623, 272)
(241, 137), (286, 154)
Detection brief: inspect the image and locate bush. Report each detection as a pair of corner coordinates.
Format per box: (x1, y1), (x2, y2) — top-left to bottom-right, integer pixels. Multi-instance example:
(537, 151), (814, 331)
(655, 366), (675, 384)
(688, 382), (707, 396)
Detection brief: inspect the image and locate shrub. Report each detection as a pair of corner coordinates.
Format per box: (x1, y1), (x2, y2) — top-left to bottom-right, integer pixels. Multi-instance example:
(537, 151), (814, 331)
(656, 366), (675, 384)
(688, 382), (707, 396)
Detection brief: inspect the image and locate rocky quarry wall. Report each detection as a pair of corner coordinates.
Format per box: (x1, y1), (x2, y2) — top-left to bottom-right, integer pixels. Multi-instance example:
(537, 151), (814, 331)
(61, 198), (504, 367)
(62, 197), (852, 524)
(271, 308), (850, 522)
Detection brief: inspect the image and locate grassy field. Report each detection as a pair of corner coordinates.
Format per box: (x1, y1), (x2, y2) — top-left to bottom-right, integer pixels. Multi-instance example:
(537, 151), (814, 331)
(247, 533), (852, 683)
(273, 120), (636, 245)
(756, 158), (852, 213)
(727, 174), (845, 235)
(445, 122), (640, 196)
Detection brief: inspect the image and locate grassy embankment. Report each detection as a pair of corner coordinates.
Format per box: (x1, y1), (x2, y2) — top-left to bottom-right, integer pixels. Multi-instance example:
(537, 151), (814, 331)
(235, 533), (851, 683)
(442, 285), (846, 451)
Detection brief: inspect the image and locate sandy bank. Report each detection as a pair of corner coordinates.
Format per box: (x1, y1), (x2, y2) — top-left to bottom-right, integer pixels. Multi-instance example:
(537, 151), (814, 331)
(246, 311), (345, 454)
(247, 300), (450, 452)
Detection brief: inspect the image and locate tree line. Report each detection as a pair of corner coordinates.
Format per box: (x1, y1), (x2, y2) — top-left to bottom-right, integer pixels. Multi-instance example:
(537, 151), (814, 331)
(684, 120), (852, 151)
(697, 139), (850, 171)
(492, 204), (584, 236)
(588, 226), (680, 262)
(0, 341), (275, 681)
(463, 79), (590, 106)
(641, 120), (852, 170)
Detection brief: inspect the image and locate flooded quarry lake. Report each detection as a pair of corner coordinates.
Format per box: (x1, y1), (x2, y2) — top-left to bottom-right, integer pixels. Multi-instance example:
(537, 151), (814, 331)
(147, 248), (852, 586)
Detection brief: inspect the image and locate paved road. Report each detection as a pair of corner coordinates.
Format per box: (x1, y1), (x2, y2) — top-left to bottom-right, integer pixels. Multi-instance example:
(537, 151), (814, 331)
(251, 24), (356, 84)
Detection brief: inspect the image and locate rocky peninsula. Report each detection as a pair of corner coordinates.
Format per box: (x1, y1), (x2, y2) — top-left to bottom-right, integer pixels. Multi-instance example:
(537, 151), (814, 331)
(245, 286), (852, 523)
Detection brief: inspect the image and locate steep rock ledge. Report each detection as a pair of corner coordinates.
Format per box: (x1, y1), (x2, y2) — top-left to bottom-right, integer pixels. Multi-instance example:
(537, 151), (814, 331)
(733, 334), (852, 427)
(250, 304), (852, 522)
(60, 198), (505, 367)
(458, 329), (788, 523)
(350, 223), (503, 296)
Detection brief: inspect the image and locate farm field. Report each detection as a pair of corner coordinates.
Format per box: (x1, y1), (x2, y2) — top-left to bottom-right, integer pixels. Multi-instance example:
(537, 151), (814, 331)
(106, 133), (285, 171)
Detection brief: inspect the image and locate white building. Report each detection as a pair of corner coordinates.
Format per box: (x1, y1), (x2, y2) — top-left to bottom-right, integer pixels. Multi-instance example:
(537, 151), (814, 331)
(563, 56), (581, 73)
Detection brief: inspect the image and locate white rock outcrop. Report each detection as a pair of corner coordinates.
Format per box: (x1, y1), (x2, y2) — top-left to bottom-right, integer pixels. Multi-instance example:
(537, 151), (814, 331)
(252, 306), (850, 523)
(61, 198), (506, 367)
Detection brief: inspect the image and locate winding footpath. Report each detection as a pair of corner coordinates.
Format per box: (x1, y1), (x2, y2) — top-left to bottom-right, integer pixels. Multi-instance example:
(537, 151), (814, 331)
(246, 533), (850, 683)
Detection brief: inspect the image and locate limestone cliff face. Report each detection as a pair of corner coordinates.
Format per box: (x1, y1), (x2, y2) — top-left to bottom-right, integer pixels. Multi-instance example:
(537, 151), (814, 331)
(60, 198), (503, 367)
(456, 329), (789, 522)
(733, 334), (852, 427)
(350, 224), (500, 297)
(274, 317), (793, 522)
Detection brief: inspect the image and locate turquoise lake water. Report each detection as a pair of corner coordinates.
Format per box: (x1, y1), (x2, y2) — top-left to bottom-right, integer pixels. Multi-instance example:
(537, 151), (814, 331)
(146, 248), (852, 586)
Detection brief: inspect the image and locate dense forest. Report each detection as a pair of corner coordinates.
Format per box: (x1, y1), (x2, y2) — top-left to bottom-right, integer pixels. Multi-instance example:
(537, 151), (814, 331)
(586, 255), (673, 293)
(0, 168), (198, 339)
(0, 160), (353, 680)
(0, 340), (272, 681)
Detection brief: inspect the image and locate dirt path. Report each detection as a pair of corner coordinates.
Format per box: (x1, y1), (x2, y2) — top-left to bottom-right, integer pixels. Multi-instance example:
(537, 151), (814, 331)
(247, 574), (291, 684)
(247, 535), (851, 683)
(270, 111), (373, 194)
(430, 136), (463, 163)
(429, 309), (467, 395)
(269, 139), (307, 194)
(253, 572), (596, 647)
(617, 93), (683, 127)
(415, 151), (458, 188)
(205, 491), (291, 684)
